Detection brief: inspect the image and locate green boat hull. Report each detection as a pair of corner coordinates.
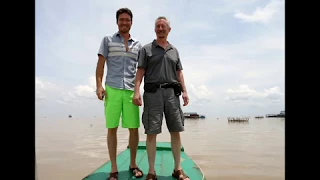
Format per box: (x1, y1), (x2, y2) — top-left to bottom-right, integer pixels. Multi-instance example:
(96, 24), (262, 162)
(82, 142), (206, 180)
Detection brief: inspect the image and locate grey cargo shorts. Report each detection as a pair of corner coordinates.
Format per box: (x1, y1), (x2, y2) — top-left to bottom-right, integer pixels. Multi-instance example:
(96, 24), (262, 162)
(142, 87), (185, 134)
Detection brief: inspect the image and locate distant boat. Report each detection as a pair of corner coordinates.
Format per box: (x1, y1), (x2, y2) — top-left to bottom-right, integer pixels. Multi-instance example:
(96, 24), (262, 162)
(184, 112), (205, 119)
(255, 116), (264, 119)
(68, 114), (72, 118)
(227, 117), (249, 122)
(266, 111), (285, 118)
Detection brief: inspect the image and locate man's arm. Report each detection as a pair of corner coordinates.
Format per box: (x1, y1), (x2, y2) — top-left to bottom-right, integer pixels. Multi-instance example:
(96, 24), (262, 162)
(175, 49), (187, 93)
(177, 69), (189, 106)
(134, 68), (145, 93)
(177, 70), (187, 94)
(134, 47), (147, 93)
(96, 37), (109, 88)
(96, 55), (107, 88)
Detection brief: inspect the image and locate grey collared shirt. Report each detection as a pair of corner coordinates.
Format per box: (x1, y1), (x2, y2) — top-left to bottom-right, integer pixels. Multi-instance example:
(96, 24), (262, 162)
(137, 40), (183, 84)
(98, 32), (142, 91)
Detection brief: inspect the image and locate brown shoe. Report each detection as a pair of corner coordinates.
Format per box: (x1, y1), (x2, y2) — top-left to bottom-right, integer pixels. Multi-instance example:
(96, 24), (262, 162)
(145, 173), (157, 180)
(129, 166), (144, 178)
(172, 169), (190, 180)
(107, 172), (118, 180)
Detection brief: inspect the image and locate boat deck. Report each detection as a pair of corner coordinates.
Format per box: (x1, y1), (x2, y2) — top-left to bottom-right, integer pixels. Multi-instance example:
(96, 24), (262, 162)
(82, 142), (205, 180)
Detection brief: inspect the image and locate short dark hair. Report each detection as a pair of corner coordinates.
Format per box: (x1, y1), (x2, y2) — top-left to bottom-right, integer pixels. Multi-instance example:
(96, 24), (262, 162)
(116, 8), (133, 22)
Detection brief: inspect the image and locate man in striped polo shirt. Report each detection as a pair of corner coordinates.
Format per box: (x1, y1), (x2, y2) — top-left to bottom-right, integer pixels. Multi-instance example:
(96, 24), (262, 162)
(95, 8), (143, 180)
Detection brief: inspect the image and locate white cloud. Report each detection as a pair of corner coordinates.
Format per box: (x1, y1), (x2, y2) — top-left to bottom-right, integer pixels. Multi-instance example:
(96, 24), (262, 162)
(264, 86), (283, 100)
(225, 84), (284, 102)
(188, 84), (215, 105)
(56, 77), (97, 106)
(234, 0), (284, 24)
(226, 84), (257, 101)
(36, 0), (284, 117)
(36, 77), (60, 102)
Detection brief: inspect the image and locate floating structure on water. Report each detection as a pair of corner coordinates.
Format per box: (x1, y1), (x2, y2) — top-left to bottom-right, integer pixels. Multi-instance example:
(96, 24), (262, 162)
(184, 112), (205, 119)
(227, 117), (249, 122)
(266, 111), (285, 118)
(68, 114), (72, 118)
(255, 116), (264, 119)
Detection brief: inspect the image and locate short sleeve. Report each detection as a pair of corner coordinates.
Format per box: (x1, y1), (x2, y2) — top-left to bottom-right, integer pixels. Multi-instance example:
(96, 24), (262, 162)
(137, 47), (147, 69)
(176, 49), (183, 71)
(97, 37), (109, 58)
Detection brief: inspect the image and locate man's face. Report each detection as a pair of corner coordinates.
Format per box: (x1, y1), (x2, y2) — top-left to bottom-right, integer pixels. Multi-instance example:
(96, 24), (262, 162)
(117, 13), (132, 33)
(155, 19), (171, 39)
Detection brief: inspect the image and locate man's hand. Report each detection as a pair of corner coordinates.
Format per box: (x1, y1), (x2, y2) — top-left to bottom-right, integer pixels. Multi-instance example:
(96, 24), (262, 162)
(182, 92), (189, 106)
(96, 86), (106, 100)
(133, 92), (142, 106)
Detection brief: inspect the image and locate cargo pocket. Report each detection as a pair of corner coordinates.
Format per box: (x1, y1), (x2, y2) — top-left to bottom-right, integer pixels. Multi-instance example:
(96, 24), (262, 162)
(142, 107), (149, 130)
(178, 107), (185, 126)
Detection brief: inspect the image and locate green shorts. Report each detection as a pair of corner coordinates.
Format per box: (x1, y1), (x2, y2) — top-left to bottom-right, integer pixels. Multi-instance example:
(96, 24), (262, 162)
(104, 85), (140, 128)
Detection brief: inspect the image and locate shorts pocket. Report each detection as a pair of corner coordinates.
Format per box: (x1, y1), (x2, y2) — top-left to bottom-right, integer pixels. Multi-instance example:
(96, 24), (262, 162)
(142, 107), (149, 130)
(178, 107), (185, 126)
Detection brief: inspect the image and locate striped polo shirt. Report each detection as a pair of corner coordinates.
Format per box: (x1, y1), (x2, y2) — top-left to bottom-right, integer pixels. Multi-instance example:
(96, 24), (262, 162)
(98, 32), (142, 91)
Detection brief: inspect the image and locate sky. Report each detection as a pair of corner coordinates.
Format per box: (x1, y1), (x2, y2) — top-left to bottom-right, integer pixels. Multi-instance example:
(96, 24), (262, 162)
(36, 0), (285, 118)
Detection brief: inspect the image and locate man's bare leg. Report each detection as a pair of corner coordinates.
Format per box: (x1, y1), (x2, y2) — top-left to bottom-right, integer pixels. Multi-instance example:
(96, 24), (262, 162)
(146, 134), (157, 175)
(128, 128), (142, 176)
(107, 127), (118, 180)
(170, 132), (190, 180)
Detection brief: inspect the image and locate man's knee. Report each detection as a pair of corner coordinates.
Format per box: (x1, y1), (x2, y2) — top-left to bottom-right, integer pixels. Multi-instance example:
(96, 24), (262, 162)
(128, 128), (139, 135)
(169, 131), (181, 137)
(146, 134), (157, 141)
(108, 127), (118, 135)
(145, 128), (162, 135)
